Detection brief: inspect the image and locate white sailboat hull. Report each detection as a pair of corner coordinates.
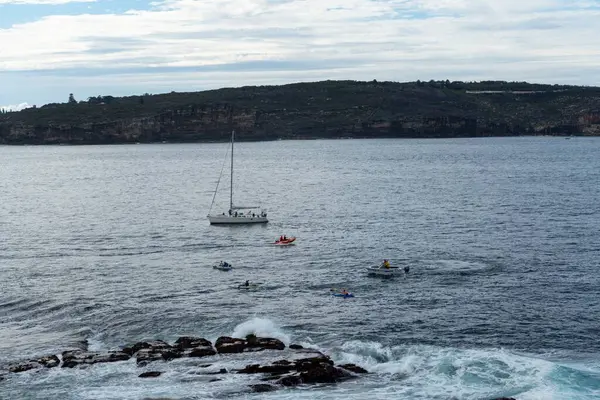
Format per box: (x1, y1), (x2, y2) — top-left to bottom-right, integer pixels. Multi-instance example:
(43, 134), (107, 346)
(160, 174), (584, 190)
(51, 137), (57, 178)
(208, 215), (268, 225)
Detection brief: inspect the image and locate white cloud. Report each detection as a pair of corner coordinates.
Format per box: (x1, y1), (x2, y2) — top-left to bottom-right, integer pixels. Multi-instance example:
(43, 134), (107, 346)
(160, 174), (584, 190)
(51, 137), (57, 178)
(0, 102), (31, 112)
(0, 0), (599, 104)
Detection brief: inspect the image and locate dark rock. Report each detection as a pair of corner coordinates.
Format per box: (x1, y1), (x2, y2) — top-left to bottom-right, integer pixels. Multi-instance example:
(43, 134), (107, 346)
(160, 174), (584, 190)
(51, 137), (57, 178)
(215, 336), (246, 354)
(134, 341), (179, 365)
(61, 350), (130, 368)
(300, 364), (352, 384)
(174, 336), (212, 349)
(294, 355), (334, 371)
(186, 346), (216, 358)
(214, 336), (285, 354)
(38, 355), (60, 368)
(125, 340), (171, 356)
(209, 378), (222, 382)
(249, 383), (278, 393)
(238, 363), (295, 375)
(198, 364), (212, 368)
(276, 374), (303, 386)
(289, 344), (304, 350)
(252, 337), (285, 351)
(492, 398), (517, 400)
(9, 362), (40, 373)
(339, 363), (368, 374)
(9, 354), (61, 373)
(160, 350), (183, 361)
(139, 371), (162, 378)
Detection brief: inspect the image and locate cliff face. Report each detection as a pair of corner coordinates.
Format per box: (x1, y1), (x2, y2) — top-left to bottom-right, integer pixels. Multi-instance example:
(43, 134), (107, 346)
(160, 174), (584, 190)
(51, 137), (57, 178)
(1, 80), (599, 144)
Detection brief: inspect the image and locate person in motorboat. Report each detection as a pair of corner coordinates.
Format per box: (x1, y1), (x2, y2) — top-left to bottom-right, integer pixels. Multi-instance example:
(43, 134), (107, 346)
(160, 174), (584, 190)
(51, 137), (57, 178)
(382, 259), (390, 269)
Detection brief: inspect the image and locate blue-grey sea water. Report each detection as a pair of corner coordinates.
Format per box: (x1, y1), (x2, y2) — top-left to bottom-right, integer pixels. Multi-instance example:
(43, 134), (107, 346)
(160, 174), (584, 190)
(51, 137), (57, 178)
(1, 137), (599, 399)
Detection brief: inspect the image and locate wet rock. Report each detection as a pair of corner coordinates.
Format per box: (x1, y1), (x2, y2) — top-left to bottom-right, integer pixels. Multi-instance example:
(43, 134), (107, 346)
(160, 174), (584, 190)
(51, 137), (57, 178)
(215, 336), (286, 354)
(339, 363), (368, 374)
(238, 363), (295, 375)
(249, 383), (278, 392)
(139, 371), (162, 378)
(134, 341), (179, 365)
(124, 340), (171, 357)
(174, 337), (212, 350)
(186, 346), (216, 358)
(289, 344), (304, 350)
(300, 363), (352, 384)
(294, 355), (334, 371)
(61, 350), (130, 368)
(38, 355), (60, 368)
(251, 337), (285, 351)
(215, 336), (246, 354)
(9, 362), (40, 373)
(276, 374), (303, 386)
(9, 354), (61, 373)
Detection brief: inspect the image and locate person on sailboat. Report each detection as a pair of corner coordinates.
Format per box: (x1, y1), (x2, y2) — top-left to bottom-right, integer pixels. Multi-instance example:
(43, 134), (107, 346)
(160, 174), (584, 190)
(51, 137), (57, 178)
(382, 259), (390, 269)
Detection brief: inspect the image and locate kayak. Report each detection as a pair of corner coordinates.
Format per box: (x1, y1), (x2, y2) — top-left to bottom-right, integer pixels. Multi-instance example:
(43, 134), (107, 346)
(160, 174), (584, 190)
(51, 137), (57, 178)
(274, 237), (296, 245)
(332, 293), (354, 298)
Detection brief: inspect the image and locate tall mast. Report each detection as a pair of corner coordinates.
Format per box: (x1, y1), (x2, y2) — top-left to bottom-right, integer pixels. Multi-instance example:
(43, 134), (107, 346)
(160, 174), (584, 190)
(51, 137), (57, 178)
(230, 130), (234, 212)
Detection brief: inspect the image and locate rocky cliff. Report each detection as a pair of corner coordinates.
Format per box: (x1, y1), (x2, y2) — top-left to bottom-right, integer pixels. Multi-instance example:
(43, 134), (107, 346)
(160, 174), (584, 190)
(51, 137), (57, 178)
(1, 80), (599, 144)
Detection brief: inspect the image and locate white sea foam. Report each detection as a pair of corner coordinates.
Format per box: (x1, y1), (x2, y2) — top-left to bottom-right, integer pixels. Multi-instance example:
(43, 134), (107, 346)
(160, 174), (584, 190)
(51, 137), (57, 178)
(231, 317), (291, 344)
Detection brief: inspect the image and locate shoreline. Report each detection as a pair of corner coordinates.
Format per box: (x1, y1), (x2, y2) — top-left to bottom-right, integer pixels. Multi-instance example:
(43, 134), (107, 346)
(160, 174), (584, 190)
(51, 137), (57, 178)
(0, 134), (589, 147)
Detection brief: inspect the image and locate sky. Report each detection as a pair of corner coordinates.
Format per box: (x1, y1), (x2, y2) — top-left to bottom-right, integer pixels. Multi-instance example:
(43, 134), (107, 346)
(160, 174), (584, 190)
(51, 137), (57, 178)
(1, 0), (599, 111)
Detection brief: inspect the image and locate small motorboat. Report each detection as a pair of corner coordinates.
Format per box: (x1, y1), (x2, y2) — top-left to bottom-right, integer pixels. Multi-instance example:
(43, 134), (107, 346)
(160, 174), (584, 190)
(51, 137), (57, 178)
(274, 236), (296, 245)
(366, 265), (402, 277)
(213, 261), (233, 271)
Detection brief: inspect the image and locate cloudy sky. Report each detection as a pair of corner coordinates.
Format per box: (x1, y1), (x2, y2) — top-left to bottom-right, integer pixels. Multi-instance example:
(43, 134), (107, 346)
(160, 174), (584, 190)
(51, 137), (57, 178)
(1, 0), (599, 110)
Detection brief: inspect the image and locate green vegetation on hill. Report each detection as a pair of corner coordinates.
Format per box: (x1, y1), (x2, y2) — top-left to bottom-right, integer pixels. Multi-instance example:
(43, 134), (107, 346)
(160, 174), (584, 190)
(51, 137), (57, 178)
(1, 80), (599, 144)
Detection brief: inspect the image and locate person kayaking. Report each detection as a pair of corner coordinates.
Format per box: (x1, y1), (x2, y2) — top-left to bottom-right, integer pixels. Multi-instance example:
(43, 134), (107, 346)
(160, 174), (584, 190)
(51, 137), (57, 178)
(244, 280), (249, 287)
(341, 288), (348, 295)
(383, 259), (390, 269)
(404, 266), (410, 274)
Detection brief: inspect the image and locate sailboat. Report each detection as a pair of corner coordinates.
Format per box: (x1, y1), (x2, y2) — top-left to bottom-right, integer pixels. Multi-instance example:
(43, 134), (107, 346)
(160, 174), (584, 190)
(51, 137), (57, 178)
(207, 131), (268, 225)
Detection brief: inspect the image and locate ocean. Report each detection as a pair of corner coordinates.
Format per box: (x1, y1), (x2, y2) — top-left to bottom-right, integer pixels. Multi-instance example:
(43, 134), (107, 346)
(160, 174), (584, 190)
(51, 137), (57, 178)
(1, 137), (599, 399)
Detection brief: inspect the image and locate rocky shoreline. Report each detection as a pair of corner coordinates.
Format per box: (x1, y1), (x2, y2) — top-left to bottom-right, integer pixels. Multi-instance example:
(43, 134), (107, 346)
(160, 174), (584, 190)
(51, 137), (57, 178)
(0, 333), (517, 399)
(1, 334), (369, 394)
(2, 80), (599, 145)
